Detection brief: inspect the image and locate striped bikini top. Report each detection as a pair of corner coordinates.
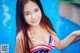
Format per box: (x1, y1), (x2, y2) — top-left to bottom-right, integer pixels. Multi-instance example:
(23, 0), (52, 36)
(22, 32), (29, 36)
(28, 30), (56, 53)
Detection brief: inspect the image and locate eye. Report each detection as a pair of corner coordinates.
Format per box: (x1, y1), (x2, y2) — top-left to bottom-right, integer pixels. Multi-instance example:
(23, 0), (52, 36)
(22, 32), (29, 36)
(26, 13), (30, 15)
(24, 11), (30, 15)
(34, 8), (39, 12)
(25, 12), (30, 15)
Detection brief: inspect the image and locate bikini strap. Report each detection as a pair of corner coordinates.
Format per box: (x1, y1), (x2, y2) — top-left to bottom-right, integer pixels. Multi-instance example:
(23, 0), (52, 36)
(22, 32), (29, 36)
(28, 30), (35, 45)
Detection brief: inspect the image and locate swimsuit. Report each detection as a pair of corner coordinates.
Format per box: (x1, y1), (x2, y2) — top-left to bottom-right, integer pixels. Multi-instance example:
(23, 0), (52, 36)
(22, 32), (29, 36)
(28, 30), (56, 53)
(30, 36), (56, 53)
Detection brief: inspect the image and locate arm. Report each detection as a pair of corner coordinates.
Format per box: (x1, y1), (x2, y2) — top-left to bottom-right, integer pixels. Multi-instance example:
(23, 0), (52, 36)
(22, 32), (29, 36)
(54, 30), (80, 50)
(46, 27), (80, 50)
(70, 30), (80, 43)
(48, 27), (80, 50)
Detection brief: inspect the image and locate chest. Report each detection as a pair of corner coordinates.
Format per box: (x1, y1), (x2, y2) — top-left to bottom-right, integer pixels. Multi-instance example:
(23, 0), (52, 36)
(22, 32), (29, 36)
(28, 29), (50, 46)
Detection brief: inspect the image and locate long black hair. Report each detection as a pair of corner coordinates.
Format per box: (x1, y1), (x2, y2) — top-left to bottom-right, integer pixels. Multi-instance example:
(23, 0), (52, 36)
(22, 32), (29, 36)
(16, 0), (55, 52)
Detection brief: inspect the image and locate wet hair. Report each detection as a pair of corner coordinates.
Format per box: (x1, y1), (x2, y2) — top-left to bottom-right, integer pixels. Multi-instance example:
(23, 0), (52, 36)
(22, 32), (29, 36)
(16, 0), (55, 52)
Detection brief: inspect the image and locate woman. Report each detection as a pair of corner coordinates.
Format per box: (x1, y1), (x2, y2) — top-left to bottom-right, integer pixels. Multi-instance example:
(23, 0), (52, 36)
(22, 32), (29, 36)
(16, 0), (80, 53)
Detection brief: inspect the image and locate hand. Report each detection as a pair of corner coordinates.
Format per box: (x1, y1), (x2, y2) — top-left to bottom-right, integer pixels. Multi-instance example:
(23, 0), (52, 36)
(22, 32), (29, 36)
(71, 30), (80, 37)
(76, 37), (80, 40)
(71, 30), (80, 41)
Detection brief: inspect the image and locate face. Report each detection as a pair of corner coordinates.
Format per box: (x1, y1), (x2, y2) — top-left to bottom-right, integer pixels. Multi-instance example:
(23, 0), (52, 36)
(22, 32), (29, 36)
(23, 1), (42, 26)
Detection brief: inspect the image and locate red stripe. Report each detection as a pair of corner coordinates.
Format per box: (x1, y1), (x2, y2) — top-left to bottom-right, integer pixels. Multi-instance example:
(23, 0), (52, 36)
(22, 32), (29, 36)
(30, 45), (56, 53)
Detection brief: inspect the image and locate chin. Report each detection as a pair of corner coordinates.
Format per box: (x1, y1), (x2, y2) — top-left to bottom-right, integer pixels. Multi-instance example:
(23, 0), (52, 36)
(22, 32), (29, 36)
(31, 22), (40, 26)
(32, 24), (39, 26)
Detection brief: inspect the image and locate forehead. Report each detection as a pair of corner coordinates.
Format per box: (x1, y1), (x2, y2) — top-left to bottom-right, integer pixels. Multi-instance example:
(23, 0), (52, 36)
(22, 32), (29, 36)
(24, 1), (39, 11)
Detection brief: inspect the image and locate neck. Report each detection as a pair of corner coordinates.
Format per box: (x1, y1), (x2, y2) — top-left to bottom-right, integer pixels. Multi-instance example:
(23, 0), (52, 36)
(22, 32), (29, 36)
(29, 25), (42, 32)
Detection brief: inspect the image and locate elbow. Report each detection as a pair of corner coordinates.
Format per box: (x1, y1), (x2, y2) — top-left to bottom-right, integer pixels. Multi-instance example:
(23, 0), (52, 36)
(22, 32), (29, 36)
(57, 46), (63, 50)
(56, 43), (64, 50)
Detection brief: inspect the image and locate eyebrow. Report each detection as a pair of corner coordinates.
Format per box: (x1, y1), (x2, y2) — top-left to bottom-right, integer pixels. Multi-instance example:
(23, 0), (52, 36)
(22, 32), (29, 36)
(35, 7), (39, 9)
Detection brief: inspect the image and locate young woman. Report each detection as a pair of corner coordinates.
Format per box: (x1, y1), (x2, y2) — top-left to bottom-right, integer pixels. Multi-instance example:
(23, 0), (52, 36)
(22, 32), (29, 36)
(16, 0), (80, 53)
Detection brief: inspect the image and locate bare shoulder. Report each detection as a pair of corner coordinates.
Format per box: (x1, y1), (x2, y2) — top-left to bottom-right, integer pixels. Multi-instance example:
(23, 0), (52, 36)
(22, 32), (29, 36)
(16, 30), (24, 41)
(46, 26), (56, 36)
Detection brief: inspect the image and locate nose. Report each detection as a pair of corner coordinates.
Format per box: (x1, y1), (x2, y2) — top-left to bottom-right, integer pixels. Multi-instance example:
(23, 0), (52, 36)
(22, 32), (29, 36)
(31, 13), (36, 19)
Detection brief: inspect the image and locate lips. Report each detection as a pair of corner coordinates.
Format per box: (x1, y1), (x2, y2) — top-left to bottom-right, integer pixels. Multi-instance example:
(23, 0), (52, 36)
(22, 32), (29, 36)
(31, 19), (37, 23)
(31, 20), (36, 23)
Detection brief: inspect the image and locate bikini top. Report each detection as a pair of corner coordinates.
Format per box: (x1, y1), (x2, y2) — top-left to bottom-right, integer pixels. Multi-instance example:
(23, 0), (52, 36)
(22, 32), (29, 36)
(28, 30), (56, 53)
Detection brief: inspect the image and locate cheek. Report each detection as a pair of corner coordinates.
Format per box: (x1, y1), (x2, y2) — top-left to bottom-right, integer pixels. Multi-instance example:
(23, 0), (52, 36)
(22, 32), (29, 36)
(24, 15), (31, 23)
(39, 10), (42, 18)
(39, 14), (42, 21)
(39, 12), (42, 20)
(36, 11), (42, 19)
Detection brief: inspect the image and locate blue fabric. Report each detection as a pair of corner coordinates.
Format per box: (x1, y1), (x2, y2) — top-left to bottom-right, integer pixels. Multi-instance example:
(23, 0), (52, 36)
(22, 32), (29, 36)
(33, 50), (49, 53)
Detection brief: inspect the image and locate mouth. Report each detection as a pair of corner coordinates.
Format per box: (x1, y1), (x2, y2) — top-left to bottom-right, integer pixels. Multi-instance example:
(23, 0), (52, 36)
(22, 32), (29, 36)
(31, 19), (38, 24)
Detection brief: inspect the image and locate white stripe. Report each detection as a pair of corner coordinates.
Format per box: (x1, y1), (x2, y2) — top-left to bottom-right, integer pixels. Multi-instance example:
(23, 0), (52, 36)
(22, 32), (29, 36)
(31, 46), (51, 51)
